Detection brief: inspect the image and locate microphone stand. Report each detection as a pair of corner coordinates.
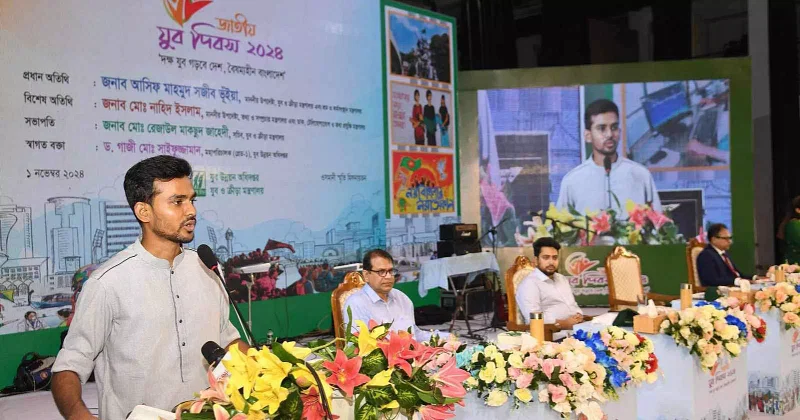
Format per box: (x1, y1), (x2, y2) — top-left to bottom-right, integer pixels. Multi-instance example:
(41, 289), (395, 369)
(470, 216), (510, 334)
(211, 264), (257, 348)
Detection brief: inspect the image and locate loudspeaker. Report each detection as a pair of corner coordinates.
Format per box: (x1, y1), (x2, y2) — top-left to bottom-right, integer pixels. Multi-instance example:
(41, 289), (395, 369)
(436, 240), (481, 258)
(439, 223), (478, 243)
(440, 289), (493, 315)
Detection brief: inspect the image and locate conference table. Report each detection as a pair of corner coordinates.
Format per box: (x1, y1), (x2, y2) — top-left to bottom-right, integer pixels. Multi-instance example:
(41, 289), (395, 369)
(571, 318), (749, 420)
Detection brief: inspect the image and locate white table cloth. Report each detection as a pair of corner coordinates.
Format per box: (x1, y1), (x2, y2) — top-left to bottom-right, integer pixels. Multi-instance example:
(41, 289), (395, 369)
(574, 320), (749, 419)
(418, 252), (500, 297)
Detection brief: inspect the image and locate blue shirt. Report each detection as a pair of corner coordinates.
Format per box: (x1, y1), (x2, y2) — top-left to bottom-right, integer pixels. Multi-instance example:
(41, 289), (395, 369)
(343, 285), (434, 342)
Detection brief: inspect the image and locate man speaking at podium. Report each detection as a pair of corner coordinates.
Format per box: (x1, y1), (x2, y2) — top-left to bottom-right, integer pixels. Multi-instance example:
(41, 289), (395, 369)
(556, 99), (661, 219)
(51, 156), (246, 420)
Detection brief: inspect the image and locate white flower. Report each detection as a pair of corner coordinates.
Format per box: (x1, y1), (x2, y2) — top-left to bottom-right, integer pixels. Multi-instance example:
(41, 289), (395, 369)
(486, 389), (508, 407)
(624, 333), (640, 347)
(576, 401), (605, 420)
(680, 327), (692, 339)
(538, 388), (550, 403)
(725, 342), (741, 356)
(554, 402), (573, 413)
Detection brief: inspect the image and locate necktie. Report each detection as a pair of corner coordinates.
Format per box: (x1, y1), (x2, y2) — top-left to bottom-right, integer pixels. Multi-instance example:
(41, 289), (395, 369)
(722, 253), (740, 277)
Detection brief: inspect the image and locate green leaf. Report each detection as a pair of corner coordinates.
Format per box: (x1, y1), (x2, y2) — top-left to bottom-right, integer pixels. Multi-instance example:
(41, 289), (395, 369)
(355, 395), (379, 420)
(179, 413), (216, 420)
(278, 390), (303, 420)
(395, 382), (421, 409)
(417, 391), (438, 405)
(366, 385), (396, 407)
(346, 306), (354, 341)
(361, 350), (389, 377)
(271, 342), (302, 364)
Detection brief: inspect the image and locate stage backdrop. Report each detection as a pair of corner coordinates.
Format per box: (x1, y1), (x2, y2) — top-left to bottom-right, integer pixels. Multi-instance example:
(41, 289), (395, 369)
(459, 58), (754, 306)
(0, 0), (455, 386)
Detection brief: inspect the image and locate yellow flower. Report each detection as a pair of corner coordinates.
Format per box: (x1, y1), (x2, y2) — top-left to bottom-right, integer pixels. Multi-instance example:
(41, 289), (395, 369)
(366, 369), (393, 387)
(646, 373), (658, 384)
(223, 344), (261, 399)
(508, 352), (525, 369)
(356, 320), (386, 356)
(229, 388), (247, 412)
(248, 347), (292, 389)
(465, 377), (479, 388)
(250, 374), (290, 415)
(281, 341), (312, 360)
(627, 228), (642, 245)
(625, 333), (640, 347)
(725, 342), (741, 356)
(493, 353), (506, 369)
(479, 361), (496, 383)
(486, 389), (508, 407)
(381, 400), (400, 410)
(494, 367), (508, 384)
(483, 345), (498, 359)
(514, 388), (533, 403)
(535, 224), (550, 239)
(290, 365), (334, 406)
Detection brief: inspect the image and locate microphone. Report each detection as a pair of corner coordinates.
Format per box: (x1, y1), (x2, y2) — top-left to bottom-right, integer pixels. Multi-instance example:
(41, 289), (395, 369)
(202, 341), (232, 381)
(197, 244), (256, 347)
(603, 154), (612, 174)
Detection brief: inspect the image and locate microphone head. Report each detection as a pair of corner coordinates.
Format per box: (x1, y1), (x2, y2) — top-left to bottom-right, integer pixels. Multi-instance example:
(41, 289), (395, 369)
(197, 244), (218, 270)
(603, 155), (612, 173)
(201, 341), (226, 365)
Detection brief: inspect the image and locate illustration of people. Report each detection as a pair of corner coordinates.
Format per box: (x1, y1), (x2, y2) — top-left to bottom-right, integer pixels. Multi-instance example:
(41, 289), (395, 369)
(423, 90), (437, 146)
(57, 308), (72, 327)
(410, 90), (424, 145)
(20, 310), (45, 332)
(437, 94), (450, 147)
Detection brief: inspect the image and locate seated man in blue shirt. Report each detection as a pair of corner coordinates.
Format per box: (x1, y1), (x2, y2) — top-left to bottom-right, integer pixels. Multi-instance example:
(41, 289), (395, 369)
(343, 249), (438, 342)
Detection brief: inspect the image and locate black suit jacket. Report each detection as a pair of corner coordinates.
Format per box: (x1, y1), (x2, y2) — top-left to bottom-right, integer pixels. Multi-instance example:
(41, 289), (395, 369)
(696, 245), (751, 287)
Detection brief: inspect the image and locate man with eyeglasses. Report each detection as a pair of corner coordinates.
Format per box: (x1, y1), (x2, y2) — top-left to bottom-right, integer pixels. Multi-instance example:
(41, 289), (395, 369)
(697, 223), (757, 287)
(343, 249), (440, 342)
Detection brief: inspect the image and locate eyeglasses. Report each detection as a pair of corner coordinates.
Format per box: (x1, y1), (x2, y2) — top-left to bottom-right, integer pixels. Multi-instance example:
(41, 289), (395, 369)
(715, 236), (733, 241)
(366, 268), (398, 278)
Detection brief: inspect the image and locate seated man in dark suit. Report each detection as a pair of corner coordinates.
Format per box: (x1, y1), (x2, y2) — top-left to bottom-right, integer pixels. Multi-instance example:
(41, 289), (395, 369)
(697, 223), (754, 287)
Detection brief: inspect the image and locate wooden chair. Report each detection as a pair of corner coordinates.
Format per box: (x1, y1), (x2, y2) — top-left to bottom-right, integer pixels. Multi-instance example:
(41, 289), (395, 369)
(504, 255), (558, 341)
(605, 246), (679, 311)
(331, 271), (366, 347)
(686, 238), (708, 293)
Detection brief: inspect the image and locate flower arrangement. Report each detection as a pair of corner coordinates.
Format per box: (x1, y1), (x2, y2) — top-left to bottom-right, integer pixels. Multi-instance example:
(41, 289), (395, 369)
(755, 282), (800, 330)
(175, 314), (469, 420)
(573, 327), (660, 400)
(514, 200), (683, 247)
(713, 297), (767, 343)
(659, 301), (755, 372)
(458, 336), (607, 420)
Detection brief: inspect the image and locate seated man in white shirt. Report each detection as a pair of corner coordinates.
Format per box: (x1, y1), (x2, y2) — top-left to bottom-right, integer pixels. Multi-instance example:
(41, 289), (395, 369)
(516, 237), (585, 332)
(343, 249), (437, 342)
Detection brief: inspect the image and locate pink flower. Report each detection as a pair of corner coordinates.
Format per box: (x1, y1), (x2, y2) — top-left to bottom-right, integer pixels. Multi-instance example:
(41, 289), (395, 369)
(419, 404), (456, 420)
(776, 291), (788, 304)
(628, 206), (647, 230)
(591, 212), (611, 235)
(645, 209), (672, 230)
(379, 331), (419, 377)
(523, 354), (541, 369)
(430, 358), (471, 399)
(547, 384), (568, 403)
(508, 367), (521, 379)
(443, 338), (462, 353)
(435, 353), (452, 368)
(322, 349), (370, 397)
(559, 373), (579, 392)
(301, 387), (340, 420)
(516, 372), (533, 389)
(542, 359), (557, 379)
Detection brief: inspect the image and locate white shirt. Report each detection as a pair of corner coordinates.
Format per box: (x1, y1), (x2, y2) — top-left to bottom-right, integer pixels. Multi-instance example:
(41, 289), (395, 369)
(53, 239), (241, 420)
(556, 157), (661, 219)
(344, 285), (436, 342)
(516, 268), (582, 324)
